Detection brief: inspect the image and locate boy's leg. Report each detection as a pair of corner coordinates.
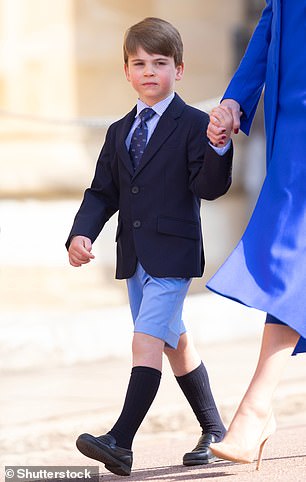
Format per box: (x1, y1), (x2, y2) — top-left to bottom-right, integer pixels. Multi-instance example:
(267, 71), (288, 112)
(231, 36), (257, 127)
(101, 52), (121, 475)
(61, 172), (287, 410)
(108, 266), (192, 448)
(109, 266), (191, 442)
(77, 264), (189, 475)
(108, 333), (163, 447)
(165, 333), (225, 465)
(77, 334), (162, 476)
(130, 268), (226, 460)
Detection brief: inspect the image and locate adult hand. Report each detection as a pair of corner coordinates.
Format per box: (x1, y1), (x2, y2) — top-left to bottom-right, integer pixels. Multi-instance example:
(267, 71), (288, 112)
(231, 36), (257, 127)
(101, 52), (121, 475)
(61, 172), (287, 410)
(220, 99), (241, 134)
(207, 105), (233, 147)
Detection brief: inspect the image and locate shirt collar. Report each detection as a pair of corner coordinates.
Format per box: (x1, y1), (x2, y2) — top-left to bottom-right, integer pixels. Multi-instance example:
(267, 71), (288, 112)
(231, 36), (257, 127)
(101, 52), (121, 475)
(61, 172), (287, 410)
(136, 92), (175, 118)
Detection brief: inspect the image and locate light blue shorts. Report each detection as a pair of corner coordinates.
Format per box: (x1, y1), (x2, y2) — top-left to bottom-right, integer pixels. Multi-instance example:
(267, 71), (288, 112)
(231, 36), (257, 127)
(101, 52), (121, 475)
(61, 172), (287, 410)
(126, 263), (191, 349)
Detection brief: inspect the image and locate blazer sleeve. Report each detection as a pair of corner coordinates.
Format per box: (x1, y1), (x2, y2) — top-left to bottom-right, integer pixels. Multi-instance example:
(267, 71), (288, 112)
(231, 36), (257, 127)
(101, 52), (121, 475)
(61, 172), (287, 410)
(223, 0), (273, 135)
(65, 125), (119, 249)
(188, 113), (233, 200)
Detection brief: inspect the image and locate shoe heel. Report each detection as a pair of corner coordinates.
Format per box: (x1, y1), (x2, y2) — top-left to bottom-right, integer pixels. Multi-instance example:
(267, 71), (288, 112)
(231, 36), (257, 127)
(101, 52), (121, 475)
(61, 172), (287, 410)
(256, 437), (269, 471)
(256, 411), (276, 470)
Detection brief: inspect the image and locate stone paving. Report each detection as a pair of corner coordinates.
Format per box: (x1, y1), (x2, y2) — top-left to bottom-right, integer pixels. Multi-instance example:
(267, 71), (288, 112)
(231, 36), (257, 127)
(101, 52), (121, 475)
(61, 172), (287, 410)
(1, 331), (306, 481)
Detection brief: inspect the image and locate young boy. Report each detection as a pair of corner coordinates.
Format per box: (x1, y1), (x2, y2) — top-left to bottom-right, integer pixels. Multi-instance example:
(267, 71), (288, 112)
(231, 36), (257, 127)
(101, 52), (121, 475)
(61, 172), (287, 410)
(67, 17), (233, 477)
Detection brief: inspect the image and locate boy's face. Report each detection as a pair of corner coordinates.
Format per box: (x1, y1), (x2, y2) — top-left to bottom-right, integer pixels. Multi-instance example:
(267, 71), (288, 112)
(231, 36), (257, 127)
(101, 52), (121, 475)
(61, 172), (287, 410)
(124, 47), (184, 106)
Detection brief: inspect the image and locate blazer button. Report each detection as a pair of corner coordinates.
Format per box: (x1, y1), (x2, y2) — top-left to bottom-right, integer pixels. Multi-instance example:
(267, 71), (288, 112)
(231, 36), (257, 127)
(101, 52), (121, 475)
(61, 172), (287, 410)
(131, 186), (139, 194)
(133, 220), (141, 228)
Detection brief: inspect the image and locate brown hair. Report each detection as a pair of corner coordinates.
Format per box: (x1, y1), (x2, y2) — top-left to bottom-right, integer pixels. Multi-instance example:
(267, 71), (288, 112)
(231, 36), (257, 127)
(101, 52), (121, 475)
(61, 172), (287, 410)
(123, 17), (183, 66)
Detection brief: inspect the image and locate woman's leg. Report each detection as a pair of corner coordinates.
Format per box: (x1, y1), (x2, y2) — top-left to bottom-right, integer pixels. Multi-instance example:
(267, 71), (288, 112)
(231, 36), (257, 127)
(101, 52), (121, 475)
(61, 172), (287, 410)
(235, 322), (299, 418)
(211, 321), (300, 465)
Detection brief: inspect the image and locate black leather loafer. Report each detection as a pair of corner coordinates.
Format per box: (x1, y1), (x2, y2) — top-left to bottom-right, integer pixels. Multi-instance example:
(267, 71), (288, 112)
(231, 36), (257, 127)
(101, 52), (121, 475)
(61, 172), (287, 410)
(183, 433), (219, 466)
(76, 433), (133, 476)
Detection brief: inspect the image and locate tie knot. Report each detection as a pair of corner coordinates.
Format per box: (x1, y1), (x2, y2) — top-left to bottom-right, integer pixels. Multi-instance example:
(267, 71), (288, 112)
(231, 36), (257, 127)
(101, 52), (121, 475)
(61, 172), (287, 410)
(139, 108), (155, 124)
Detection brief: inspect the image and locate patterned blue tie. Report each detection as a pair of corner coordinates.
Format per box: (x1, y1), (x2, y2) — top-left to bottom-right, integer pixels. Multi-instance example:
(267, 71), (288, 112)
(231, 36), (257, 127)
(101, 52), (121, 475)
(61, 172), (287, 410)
(129, 108), (156, 169)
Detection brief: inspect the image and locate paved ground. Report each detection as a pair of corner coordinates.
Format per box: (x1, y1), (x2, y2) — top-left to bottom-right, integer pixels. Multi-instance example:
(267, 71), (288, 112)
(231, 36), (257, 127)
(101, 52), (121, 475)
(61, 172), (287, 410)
(1, 336), (306, 481)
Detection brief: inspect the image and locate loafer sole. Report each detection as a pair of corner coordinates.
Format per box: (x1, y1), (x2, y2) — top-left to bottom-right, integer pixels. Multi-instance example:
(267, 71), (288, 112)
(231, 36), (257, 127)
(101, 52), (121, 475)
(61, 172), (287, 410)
(183, 454), (220, 466)
(76, 437), (131, 476)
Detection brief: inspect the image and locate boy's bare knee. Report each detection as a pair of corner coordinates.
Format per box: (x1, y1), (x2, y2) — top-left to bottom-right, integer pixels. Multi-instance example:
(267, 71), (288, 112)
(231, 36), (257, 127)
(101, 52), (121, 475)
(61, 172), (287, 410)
(132, 332), (164, 370)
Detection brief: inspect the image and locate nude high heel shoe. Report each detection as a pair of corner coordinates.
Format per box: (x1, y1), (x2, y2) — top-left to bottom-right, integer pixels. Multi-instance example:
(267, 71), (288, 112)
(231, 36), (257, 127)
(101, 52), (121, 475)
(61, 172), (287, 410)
(210, 412), (276, 470)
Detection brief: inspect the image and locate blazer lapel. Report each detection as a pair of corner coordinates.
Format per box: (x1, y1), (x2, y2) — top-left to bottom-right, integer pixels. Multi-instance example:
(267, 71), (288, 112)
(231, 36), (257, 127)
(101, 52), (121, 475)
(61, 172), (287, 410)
(116, 106), (137, 176)
(133, 94), (186, 177)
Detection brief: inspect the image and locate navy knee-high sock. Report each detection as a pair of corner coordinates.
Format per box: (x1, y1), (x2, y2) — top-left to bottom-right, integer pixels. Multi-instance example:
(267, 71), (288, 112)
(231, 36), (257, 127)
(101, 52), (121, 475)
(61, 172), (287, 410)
(176, 361), (225, 441)
(108, 366), (161, 449)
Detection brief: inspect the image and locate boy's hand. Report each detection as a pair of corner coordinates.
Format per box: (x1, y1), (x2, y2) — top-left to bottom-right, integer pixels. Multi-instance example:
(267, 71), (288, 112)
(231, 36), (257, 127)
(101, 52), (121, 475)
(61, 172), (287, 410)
(207, 105), (234, 147)
(68, 235), (95, 267)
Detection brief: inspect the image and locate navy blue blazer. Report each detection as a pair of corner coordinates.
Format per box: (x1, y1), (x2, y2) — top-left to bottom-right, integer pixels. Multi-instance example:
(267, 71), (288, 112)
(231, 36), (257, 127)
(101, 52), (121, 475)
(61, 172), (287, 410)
(66, 94), (233, 279)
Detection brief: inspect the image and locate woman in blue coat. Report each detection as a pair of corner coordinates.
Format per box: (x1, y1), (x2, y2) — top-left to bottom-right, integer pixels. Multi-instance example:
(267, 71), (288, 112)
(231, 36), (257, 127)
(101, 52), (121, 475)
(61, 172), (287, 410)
(206, 0), (306, 469)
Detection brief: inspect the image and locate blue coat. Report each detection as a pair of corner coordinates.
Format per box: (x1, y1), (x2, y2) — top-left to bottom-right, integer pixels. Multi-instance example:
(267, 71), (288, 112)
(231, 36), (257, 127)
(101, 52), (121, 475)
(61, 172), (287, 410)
(208, 0), (306, 354)
(223, 0), (279, 164)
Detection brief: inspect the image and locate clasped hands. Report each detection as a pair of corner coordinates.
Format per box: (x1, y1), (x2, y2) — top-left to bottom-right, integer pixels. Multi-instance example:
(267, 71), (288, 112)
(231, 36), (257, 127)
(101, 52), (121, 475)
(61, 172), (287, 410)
(207, 99), (241, 147)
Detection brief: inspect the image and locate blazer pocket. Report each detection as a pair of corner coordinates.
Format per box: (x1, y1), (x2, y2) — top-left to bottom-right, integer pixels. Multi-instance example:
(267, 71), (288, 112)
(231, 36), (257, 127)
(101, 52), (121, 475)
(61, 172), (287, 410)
(157, 216), (200, 240)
